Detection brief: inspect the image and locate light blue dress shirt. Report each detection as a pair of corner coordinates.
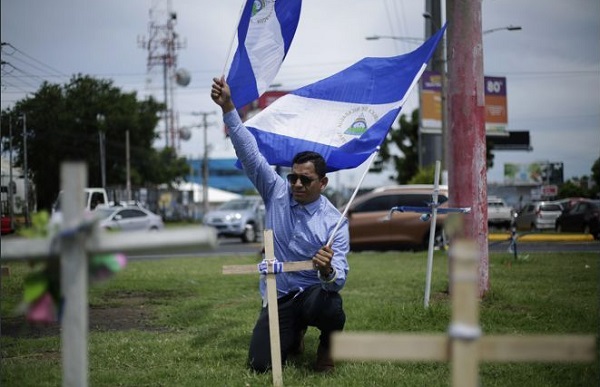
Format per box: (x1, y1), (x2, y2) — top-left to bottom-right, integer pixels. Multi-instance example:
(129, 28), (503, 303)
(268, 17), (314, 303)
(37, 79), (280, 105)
(223, 110), (350, 302)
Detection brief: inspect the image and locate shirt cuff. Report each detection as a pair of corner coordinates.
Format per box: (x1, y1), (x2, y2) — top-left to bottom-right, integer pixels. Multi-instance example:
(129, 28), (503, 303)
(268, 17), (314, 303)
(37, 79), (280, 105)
(318, 267), (337, 283)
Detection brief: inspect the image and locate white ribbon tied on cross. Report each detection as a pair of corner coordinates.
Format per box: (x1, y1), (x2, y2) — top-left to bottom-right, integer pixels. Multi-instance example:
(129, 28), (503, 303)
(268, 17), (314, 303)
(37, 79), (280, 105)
(257, 258), (284, 275)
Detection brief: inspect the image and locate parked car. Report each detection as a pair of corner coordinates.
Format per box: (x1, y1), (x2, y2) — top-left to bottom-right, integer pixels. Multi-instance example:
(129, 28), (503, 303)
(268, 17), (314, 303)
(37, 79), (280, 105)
(514, 201), (563, 231)
(1, 215), (14, 235)
(555, 199), (600, 239)
(203, 196), (265, 243)
(553, 197), (586, 214)
(487, 196), (513, 230)
(94, 206), (164, 232)
(345, 185), (448, 251)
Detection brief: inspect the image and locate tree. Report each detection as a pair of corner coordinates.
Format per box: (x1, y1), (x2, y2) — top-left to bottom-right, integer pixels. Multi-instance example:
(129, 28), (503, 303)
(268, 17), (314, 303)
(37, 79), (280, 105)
(375, 108), (496, 185)
(591, 157), (600, 191)
(408, 164), (436, 184)
(1, 75), (190, 211)
(377, 109), (420, 184)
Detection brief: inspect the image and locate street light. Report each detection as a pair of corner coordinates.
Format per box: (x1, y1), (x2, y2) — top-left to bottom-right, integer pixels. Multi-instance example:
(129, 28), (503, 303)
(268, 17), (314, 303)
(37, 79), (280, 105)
(483, 25), (522, 35)
(366, 22), (522, 172)
(96, 113), (106, 189)
(365, 35), (425, 44)
(421, 12), (521, 168)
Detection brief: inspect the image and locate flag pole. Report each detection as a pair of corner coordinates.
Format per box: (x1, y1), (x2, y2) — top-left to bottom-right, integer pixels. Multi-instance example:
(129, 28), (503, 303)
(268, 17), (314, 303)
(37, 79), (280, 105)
(327, 149), (380, 246)
(222, 0), (247, 77)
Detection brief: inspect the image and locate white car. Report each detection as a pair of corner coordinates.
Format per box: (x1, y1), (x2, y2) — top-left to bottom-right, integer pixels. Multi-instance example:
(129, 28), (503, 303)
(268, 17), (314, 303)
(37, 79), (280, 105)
(487, 196), (514, 229)
(515, 201), (563, 231)
(94, 206), (164, 232)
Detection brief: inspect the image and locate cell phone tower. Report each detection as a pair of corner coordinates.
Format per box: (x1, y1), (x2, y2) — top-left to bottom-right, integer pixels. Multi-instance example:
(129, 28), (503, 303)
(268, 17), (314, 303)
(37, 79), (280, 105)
(138, 0), (189, 149)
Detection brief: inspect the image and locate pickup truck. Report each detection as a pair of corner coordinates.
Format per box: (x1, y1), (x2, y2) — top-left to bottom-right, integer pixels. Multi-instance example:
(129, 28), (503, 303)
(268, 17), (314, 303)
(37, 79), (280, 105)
(50, 188), (109, 227)
(487, 196), (514, 230)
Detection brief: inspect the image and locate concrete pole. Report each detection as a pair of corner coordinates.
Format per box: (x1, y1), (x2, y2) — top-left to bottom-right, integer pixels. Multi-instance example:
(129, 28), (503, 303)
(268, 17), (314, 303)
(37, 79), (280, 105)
(446, 0), (489, 295)
(8, 119), (15, 230)
(126, 130), (131, 201)
(199, 111), (216, 217)
(22, 113), (30, 227)
(425, 0), (447, 170)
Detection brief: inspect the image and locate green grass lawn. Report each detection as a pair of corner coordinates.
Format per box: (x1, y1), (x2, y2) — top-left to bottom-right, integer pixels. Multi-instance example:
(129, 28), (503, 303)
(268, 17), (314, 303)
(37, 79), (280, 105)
(1, 250), (598, 386)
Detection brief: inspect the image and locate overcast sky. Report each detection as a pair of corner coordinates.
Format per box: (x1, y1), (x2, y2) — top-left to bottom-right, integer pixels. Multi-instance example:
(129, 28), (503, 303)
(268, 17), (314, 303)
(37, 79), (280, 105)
(2, 0), (599, 191)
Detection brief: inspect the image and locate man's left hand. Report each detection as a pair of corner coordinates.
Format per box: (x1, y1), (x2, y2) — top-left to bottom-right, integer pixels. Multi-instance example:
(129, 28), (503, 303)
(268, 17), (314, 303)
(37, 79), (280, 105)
(313, 245), (334, 277)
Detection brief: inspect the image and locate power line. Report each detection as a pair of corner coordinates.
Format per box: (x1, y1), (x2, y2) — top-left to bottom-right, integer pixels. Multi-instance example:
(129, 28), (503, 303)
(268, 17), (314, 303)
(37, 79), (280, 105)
(1, 42), (68, 78)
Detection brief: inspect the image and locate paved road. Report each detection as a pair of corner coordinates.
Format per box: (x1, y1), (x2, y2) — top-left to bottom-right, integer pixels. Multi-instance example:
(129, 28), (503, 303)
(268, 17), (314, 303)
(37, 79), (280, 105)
(127, 235), (599, 260)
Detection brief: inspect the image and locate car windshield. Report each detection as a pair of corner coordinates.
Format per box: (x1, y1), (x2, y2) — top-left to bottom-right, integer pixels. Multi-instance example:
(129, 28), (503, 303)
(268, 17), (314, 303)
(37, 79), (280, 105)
(540, 204), (562, 212)
(53, 191), (92, 212)
(219, 199), (257, 210)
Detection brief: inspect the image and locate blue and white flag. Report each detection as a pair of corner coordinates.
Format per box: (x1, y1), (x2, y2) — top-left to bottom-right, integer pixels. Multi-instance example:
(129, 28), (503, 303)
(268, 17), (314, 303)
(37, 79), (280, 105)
(227, 0), (302, 109)
(243, 26), (446, 172)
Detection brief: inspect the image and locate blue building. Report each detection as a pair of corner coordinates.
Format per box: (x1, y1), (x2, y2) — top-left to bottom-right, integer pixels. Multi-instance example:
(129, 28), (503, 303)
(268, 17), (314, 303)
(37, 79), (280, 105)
(186, 158), (256, 194)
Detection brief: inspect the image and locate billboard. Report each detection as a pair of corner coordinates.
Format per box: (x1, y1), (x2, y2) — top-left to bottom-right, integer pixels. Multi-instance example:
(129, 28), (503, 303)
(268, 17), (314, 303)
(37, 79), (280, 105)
(420, 71), (508, 135)
(503, 162), (564, 185)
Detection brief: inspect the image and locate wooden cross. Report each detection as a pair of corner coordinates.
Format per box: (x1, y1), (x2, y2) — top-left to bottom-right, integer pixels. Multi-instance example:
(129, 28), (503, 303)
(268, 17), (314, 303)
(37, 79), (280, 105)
(331, 239), (596, 387)
(222, 229), (314, 387)
(0, 162), (218, 387)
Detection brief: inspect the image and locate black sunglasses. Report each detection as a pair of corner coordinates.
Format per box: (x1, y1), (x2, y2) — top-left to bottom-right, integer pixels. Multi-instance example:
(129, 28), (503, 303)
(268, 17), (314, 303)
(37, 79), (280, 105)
(286, 173), (318, 186)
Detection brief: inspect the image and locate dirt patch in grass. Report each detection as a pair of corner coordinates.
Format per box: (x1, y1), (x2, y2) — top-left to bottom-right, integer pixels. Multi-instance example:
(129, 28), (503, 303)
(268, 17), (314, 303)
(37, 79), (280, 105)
(1, 290), (169, 338)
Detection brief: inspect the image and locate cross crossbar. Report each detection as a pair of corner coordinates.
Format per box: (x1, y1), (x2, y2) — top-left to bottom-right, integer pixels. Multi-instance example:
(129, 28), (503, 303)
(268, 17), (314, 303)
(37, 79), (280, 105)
(332, 333), (595, 362)
(1, 227), (217, 262)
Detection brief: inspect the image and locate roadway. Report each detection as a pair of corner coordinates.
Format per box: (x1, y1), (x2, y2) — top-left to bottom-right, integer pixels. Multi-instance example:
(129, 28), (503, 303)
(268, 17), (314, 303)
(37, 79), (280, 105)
(128, 233), (599, 260)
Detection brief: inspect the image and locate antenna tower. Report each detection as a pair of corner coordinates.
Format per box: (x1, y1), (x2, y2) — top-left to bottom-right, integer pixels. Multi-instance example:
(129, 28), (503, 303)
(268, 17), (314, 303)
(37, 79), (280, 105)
(138, 0), (186, 149)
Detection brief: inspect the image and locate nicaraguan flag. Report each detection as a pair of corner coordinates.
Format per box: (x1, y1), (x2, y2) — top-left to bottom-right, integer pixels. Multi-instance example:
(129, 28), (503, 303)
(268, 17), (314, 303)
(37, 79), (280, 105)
(242, 26), (446, 172)
(227, 0), (302, 109)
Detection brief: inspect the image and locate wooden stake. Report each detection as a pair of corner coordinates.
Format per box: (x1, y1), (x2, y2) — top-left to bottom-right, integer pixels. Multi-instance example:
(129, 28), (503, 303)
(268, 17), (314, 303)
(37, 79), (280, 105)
(264, 230), (283, 387)
(222, 230), (316, 386)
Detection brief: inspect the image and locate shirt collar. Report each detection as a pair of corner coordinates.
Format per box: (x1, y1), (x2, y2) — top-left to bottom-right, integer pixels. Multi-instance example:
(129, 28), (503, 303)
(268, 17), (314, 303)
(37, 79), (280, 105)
(290, 196), (322, 215)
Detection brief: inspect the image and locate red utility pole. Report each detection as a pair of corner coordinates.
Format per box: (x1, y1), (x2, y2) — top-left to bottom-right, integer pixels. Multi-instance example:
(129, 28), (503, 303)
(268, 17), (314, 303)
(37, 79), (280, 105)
(446, 0), (489, 295)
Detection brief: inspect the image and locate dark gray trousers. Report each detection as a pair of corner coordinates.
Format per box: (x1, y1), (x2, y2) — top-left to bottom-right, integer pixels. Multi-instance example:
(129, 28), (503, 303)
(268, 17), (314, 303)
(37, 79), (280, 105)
(247, 284), (345, 372)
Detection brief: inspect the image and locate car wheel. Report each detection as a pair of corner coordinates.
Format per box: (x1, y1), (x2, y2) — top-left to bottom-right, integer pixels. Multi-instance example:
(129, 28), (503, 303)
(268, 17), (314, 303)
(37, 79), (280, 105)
(241, 223), (257, 243)
(422, 227), (446, 251)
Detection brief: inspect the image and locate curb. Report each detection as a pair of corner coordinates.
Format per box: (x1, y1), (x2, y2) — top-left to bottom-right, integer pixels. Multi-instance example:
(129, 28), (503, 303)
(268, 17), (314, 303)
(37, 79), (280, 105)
(488, 233), (595, 242)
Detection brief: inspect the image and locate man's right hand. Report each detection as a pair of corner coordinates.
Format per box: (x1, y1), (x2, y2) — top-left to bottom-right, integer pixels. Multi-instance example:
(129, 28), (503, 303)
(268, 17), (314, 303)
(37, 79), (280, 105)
(211, 76), (236, 113)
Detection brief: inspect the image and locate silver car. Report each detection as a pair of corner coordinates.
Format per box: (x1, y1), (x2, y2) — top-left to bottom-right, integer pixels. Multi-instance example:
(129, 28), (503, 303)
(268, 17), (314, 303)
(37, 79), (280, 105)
(203, 196), (264, 243)
(95, 206), (164, 231)
(515, 201), (563, 231)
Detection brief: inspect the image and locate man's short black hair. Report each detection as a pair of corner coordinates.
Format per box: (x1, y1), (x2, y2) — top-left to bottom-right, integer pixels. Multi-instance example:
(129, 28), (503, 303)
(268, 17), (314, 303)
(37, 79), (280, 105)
(292, 151), (327, 178)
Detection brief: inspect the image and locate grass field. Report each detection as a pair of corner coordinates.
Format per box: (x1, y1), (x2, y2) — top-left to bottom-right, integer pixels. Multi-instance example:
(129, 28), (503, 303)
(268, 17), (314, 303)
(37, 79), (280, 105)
(1, 250), (598, 386)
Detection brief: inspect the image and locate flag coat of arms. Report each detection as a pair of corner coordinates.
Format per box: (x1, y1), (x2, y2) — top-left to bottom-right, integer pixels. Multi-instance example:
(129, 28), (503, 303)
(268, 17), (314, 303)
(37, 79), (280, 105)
(241, 27), (446, 172)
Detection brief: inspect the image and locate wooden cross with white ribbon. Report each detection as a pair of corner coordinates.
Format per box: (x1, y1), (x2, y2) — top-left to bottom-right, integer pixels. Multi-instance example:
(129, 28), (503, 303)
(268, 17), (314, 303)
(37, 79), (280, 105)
(222, 229), (314, 387)
(331, 239), (596, 387)
(1, 162), (218, 387)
